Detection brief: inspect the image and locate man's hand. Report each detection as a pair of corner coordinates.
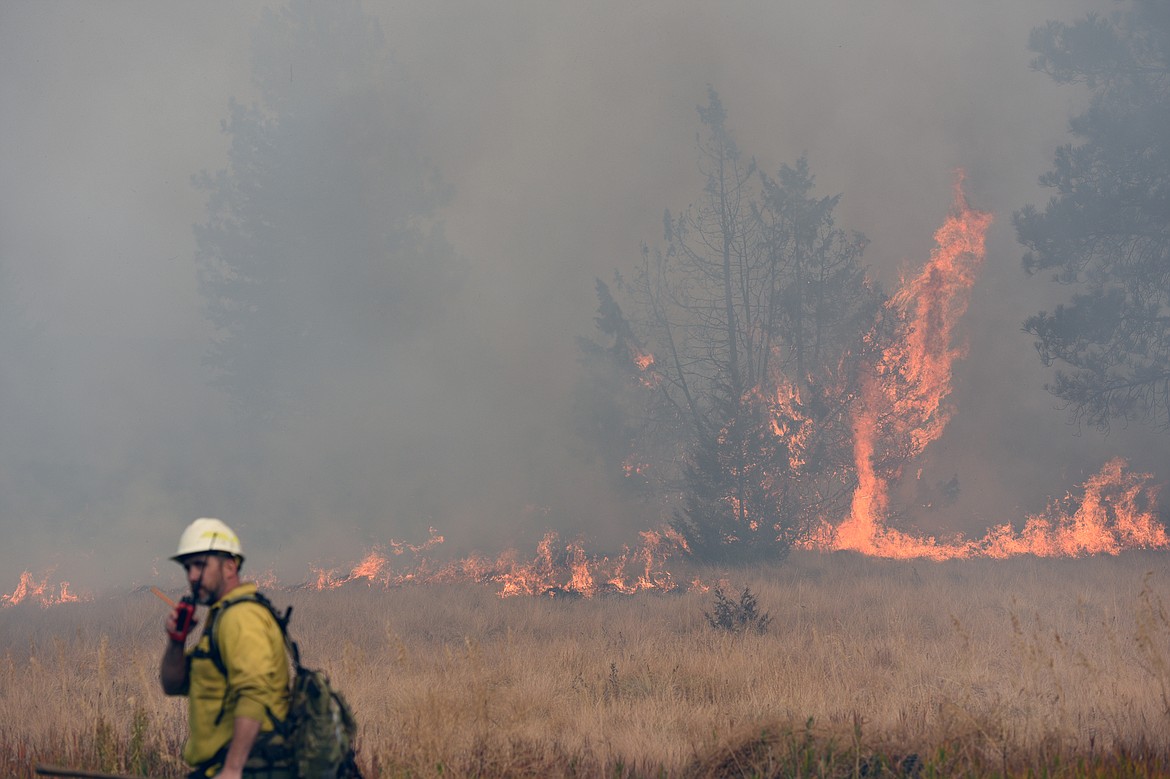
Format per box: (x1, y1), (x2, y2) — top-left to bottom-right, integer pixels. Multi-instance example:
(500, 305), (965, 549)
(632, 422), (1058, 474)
(159, 616), (190, 695)
(167, 599), (198, 643)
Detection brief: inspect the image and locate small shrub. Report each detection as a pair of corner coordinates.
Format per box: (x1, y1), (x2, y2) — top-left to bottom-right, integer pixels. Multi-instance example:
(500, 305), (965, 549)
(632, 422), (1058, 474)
(704, 586), (771, 635)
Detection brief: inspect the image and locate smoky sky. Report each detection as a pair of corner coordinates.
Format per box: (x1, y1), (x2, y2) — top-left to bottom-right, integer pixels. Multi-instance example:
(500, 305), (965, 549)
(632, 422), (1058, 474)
(2, 0), (1159, 591)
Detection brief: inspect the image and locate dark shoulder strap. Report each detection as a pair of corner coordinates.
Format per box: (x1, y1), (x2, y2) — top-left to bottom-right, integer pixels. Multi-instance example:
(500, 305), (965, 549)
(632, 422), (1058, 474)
(201, 591), (296, 677)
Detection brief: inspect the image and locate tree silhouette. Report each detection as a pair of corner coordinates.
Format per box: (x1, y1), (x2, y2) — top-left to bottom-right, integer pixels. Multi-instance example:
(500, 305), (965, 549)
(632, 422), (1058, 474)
(195, 0), (461, 418)
(1015, 1), (1170, 431)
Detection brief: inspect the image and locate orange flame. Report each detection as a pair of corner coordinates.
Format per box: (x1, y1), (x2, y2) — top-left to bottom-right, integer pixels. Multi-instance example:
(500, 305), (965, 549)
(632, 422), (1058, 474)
(790, 176), (1167, 560)
(632, 348), (655, 372)
(295, 526), (696, 599)
(2, 569), (89, 608)
(804, 458), (1166, 560)
(834, 172), (992, 555)
(630, 346), (661, 388)
(982, 458), (1167, 558)
(622, 455), (649, 478)
(307, 527), (446, 589)
(761, 375), (815, 472)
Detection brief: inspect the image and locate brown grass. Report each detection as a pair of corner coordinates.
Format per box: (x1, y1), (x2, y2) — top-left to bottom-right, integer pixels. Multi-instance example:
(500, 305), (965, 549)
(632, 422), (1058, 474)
(4, 550), (1170, 777)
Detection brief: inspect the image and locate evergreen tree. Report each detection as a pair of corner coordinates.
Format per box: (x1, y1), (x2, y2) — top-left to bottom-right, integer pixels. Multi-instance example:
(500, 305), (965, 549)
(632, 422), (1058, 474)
(1015, 1), (1170, 431)
(195, 0), (461, 418)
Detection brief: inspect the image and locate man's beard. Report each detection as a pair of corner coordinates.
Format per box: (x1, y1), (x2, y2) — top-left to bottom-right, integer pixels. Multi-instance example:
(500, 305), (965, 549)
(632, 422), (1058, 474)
(192, 583), (214, 605)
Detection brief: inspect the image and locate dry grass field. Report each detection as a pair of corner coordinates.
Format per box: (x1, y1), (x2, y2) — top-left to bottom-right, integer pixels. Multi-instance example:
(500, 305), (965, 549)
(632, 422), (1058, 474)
(4, 550), (1170, 778)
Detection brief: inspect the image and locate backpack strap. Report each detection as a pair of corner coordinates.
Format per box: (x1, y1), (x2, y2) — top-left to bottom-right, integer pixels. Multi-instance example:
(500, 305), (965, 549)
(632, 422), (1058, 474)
(198, 591), (295, 675)
(194, 590), (298, 727)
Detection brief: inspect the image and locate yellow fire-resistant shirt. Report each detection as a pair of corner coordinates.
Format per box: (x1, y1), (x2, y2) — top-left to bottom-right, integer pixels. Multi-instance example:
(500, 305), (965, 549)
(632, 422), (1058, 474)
(181, 582), (291, 768)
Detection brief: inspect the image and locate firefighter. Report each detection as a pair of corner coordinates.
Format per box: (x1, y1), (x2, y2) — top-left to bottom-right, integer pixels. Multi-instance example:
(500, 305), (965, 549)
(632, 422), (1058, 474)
(160, 518), (291, 778)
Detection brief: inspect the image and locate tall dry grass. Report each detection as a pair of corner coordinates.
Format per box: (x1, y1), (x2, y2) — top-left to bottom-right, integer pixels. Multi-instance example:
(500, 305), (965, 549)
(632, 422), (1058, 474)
(4, 550), (1170, 777)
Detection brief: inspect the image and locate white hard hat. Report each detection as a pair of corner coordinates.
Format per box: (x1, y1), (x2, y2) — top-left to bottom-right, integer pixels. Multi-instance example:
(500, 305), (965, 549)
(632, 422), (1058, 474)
(172, 517), (245, 563)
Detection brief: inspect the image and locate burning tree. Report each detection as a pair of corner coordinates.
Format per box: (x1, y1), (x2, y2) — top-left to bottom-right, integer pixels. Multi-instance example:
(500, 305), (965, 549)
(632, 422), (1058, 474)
(578, 89), (881, 562)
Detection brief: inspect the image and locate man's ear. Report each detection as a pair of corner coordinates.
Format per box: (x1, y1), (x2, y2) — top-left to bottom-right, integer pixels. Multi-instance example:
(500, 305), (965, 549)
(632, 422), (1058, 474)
(221, 553), (240, 577)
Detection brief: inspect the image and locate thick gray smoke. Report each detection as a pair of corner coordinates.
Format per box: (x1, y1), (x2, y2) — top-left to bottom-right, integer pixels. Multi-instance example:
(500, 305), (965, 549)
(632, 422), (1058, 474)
(2, 0), (1158, 592)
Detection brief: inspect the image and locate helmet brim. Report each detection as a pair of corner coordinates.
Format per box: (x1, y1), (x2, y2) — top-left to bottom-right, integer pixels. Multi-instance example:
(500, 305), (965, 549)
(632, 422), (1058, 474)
(171, 550), (245, 565)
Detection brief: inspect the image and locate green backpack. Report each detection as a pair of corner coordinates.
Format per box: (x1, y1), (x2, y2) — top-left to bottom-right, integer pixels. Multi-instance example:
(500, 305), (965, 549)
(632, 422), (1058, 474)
(204, 592), (362, 779)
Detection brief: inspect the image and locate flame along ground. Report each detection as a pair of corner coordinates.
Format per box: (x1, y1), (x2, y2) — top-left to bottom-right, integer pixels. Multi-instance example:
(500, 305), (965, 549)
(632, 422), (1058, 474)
(304, 526), (694, 598)
(270, 455), (1170, 597)
(2, 455), (1166, 607)
(0, 569), (86, 608)
(3, 177), (1169, 607)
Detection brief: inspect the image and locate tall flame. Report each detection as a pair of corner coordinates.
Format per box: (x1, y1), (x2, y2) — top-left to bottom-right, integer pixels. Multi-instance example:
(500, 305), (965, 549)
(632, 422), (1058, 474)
(834, 172), (992, 555)
(799, 176), (1167, 560)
